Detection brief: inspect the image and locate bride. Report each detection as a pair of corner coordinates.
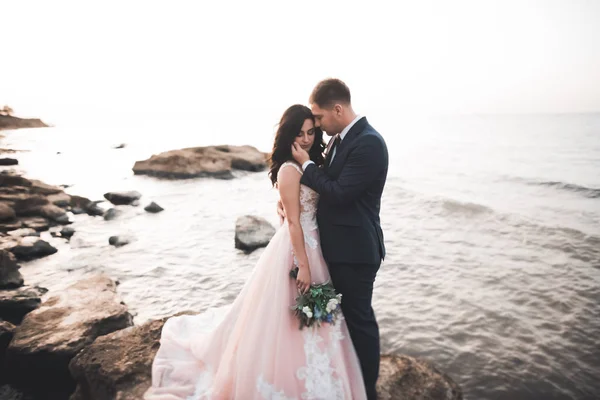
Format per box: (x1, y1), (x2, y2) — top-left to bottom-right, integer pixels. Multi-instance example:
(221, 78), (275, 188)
(144, 104), (367, 399)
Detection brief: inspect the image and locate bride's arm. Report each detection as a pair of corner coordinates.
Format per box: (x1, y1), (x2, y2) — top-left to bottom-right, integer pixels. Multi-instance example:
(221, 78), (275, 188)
(278, 167), (311, 293)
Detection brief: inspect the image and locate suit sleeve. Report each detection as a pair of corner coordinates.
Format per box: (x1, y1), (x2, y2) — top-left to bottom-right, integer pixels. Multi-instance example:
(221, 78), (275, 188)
(300, 135), (385, 205)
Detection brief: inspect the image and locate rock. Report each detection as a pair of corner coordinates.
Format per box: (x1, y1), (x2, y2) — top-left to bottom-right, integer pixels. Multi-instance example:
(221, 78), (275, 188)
(0, 158), (18, 166)
(47, 192), (71, 208)
(0, 250), (23, 289)
(0, 235), (19, 252)
(0, 220), (22, 233)
(0, 286), (47, 324)
(20, 217), (50, 232)
(144, 202), (164, 213)
(234, 215), (276, 253)
(103, 208), (121, 221)
(28, 179), (63, 195)
(67, 315), (462, 400)
(39, 204), (70, 224)
(108, 236), (130, 247)
(60, 227), (75, 239)
(4, 276), (133, 394)
(113, 143), (126, 149)
(132, 145), (268, 179)
(11, 195), (49, 216)
(0, 384), (34, 400)
(0, 114), (48, 131)
(6, 228), (38, 238)
(1, 320), (16, 370)
(68, 317), (168, 400)
(0, 203), (16, 222)
(103, 191), (142, 206)
(376, 354), (463, 400)
(10, 237), (57, 261)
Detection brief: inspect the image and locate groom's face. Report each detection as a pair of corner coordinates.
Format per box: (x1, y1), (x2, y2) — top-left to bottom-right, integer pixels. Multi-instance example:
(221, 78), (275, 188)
(311, 103), (339, 136)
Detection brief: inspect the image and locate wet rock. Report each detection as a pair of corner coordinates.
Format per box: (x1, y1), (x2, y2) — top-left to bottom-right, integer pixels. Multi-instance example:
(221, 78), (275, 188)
(0, 203), (16, 222)
(0, 220), (22, 233)
(0, 286), (47, 324)
(47, 192), (71, 208)
(60, 227), (75, 239)
(376, 354), (463, 400)
(103, 208), (121, 221)
(103, 191), (142, 206)
(10, 237), (57, 261)
(5, 276), (133, 394)
(39, 204), (70, 224)
(11, 195), (48, 216)
(28, 179), (63, 196)
(144, 202), (164, 213)
(113, 143), (126, 149)
(1, 320), (16, 372)
(108, 236), (130, 247)
(20, 217), (50, 232)
(6, 228), (38, 238)
(0, 250), (23, 289)
(0, 158), (18, 166)
(69, 317), (169, 400)
(132, 145), (268, 179)
(234, 215), (276, 253)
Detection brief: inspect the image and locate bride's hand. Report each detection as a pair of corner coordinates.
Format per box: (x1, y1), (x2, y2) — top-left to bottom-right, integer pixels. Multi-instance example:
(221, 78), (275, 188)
(296, 266), (312, 294)
(276, 199), (286, 224)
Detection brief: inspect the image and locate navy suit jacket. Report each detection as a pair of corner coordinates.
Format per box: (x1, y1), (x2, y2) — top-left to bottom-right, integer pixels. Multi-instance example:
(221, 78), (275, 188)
(301, 117), (388, 265)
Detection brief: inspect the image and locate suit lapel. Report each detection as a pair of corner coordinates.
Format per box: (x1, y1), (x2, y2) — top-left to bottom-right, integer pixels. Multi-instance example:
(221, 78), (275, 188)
(328, 117), (368, 172)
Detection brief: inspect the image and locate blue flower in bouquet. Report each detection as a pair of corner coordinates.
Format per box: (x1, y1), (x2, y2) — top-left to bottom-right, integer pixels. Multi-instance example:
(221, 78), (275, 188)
(314, 305), (322, 320)
(326, 314), (333, 323)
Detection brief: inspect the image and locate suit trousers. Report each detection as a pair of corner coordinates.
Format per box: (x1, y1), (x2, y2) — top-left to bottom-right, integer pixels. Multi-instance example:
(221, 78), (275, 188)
(328, 261), (381, 400)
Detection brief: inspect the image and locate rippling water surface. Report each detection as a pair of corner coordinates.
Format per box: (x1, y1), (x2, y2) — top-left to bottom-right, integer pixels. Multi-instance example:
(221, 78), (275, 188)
(2, 113), (599, 399)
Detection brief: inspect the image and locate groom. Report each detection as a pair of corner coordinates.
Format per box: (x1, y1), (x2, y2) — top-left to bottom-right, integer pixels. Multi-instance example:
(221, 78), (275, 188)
(289, 78), (388, 399)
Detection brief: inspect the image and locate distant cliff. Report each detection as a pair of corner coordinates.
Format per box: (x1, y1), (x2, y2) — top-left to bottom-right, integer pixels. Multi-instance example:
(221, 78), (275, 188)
(0, 106), (48, 130)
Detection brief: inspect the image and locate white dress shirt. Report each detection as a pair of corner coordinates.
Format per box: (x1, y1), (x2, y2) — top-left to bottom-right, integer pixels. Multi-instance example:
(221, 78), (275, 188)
(302, 114), (362, 171)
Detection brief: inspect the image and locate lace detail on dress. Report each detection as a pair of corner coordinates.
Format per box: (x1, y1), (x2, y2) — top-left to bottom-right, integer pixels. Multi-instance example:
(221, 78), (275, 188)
(257, 375), (296, 400)
(296, 325), (345, 400)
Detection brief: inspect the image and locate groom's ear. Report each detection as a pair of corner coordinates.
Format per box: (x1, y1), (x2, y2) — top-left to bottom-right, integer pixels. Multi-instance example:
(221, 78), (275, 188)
(333, 104), (343, 116)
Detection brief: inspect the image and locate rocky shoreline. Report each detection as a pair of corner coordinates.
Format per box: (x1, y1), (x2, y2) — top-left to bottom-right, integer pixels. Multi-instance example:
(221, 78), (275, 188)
(0, 129), (463, 399)
(0, 107), (48, 131)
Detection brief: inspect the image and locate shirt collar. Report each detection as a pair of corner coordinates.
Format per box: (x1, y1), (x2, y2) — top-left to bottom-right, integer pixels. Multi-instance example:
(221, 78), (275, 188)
(340, 114), (362, 141)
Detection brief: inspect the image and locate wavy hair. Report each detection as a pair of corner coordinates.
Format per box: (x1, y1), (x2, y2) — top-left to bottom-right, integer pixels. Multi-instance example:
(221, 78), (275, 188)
(268, 104), (325, 186)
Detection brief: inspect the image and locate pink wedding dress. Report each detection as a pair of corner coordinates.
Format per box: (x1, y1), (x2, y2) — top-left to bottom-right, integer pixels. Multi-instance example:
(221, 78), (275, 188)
(144, 162), (366, 400)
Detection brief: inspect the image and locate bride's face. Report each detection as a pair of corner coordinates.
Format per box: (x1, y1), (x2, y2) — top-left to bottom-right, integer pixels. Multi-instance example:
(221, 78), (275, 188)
(295, 118), (316, 152)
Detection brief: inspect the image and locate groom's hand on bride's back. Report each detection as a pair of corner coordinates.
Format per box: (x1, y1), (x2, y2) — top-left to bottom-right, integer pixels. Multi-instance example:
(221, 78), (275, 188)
(277, 199), (286, 224)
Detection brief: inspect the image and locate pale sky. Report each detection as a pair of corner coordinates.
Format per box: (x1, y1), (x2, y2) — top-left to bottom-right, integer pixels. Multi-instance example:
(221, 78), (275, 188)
(1, 0), (599, 125)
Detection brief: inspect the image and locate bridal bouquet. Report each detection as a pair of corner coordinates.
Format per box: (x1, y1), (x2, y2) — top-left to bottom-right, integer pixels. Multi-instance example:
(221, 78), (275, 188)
(290, 267), (343, 329)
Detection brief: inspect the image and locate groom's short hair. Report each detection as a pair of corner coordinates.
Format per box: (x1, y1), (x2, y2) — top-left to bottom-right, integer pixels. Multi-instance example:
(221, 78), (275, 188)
(309, 78), (351, 109)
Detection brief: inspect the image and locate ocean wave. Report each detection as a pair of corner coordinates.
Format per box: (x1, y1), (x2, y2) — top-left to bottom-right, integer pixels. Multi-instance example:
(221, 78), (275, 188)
(530, 181), (600, 199)
(440, 199), (494, 215)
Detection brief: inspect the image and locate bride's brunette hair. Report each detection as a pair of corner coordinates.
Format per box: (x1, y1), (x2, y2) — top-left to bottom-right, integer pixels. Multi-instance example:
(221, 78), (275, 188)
(268, 105), (325, 186)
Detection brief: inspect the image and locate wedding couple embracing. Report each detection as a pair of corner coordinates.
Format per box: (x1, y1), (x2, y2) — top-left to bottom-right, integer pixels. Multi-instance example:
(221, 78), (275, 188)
(144, 78), (389, 400)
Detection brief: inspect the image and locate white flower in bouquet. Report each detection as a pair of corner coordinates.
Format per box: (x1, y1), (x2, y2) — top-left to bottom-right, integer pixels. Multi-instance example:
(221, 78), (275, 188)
(302, 306), (313, 319)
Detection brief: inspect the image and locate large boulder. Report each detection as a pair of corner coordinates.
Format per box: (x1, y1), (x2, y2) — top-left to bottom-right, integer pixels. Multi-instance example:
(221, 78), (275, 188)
(4, 276), (133, 394)
(234, 215), (276, 253)
(0, 286), (47, 324)
(67, 314), (462, 400)
(69, 317), (169, 400)
(0, 250), (23, 289)
(132, 145), (268, 179)
(0, 320), (16, 363)
(103, 191), (141, 206)
(0, 203), (16, 223)
(10, 237), (57, 261)
(376, 354), (463, 400)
